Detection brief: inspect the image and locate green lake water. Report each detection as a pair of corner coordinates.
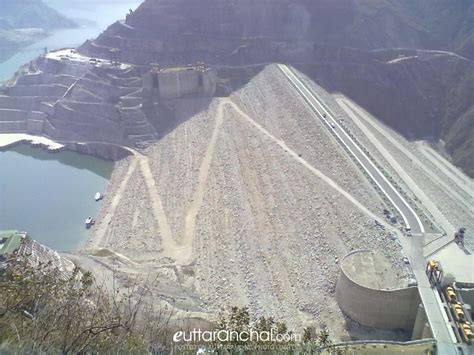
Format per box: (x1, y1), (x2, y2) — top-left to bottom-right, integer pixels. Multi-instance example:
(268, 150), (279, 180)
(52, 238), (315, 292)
(0, 0), (141, 249)
(0, 0), (142, 81)
(0, 145), (113, 250)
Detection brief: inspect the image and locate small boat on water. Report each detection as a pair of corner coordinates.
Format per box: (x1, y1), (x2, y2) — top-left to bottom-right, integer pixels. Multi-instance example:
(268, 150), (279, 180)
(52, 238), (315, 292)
(94, 192), (103, 201)
(85, 217), (95, 229)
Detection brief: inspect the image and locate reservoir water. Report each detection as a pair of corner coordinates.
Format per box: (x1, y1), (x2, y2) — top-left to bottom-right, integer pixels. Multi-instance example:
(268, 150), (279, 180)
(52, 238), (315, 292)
(0, 0), (142, 81)
(0, 145), (113, 250)
(0, 1), (140, 249)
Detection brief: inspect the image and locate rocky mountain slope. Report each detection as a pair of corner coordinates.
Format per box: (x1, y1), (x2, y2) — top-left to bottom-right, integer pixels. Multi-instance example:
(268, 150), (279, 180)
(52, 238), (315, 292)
(77, 0), (473, 176)
(0, 0), (76, 62)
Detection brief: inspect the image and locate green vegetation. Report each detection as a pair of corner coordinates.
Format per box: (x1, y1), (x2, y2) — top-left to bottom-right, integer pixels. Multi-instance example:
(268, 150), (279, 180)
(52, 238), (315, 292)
(176, 306), (340, 353)
(0, 231), (23, 256)
(0, 257), (339, 353)
(0, 256), (438, 353)
(0, 256), (173, 353)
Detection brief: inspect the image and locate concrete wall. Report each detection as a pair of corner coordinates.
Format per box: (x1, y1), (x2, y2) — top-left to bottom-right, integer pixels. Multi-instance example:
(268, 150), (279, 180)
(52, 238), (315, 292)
(16, 73), (76, 86)
(0, 121), (27, 132)
(0, 109), (29, 121)
(459, 288), (474, 319)
(45, 102), (125, 143)
(159, 69), (199, 99)
(143, 67), (217, 100)
(26, 112), (46, 134)
(0, 96), (46, 111)
(65, 101), (120, 121)
(411, 304), (433, 340)
(202, 69), (217, 96)
(6, 84), (67, 97)
(336, 251), (421, 331)
(37, 57), (90, 77)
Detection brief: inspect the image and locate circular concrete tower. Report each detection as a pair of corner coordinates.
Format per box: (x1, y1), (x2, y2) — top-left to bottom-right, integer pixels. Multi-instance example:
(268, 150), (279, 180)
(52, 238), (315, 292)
(336, 250), (420, 331)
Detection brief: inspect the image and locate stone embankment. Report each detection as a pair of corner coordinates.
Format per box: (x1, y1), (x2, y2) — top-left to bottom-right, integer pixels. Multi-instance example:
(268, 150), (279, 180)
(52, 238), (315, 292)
(0, 49), (217, 159)
(83, 66), (411, 341)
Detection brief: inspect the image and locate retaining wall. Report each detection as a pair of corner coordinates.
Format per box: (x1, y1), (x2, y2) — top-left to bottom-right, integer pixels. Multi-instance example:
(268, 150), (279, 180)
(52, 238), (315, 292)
(0, 95), (47, 111)
(0, 109), (29, 121)
(0, 121), (27, 132)
(336, 250), (421, 331)
(143, 67), (217, 100)
(6, 84), (67, 97)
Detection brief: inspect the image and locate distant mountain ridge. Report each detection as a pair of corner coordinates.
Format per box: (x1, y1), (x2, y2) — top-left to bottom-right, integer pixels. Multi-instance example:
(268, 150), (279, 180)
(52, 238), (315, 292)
(0, 0), (75, 30)
(77, 0), (473, 176)
(80, 0), (474, 62)
(0, 0), (76, 62)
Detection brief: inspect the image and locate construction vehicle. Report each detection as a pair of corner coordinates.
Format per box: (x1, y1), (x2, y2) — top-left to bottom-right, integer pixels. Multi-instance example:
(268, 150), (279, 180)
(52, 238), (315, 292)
(445, 286), (457, 303)
(459, 322), (473, 344)
(452, 302), (466, 323)
(426, 260), (443, 286)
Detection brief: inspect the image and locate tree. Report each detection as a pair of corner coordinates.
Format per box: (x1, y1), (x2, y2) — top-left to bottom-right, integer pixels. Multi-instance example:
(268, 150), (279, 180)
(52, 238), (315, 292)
(317, 328), (332, 348)
(0, 255), (172, 353)
(303, 326), (314, 343)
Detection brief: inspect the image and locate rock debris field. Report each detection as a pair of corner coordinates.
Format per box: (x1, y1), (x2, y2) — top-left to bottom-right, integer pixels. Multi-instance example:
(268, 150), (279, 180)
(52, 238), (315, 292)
(84, 65), (409, 340)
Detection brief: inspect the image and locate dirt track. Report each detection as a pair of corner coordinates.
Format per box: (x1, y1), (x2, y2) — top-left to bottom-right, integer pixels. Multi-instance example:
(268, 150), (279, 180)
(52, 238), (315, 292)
(82, 65), (409, 339)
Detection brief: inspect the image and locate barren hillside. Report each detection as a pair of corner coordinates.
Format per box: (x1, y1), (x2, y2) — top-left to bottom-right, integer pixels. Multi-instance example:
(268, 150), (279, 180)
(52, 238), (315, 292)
(86, 66), (409, 339)
(76, 0), (474, 177)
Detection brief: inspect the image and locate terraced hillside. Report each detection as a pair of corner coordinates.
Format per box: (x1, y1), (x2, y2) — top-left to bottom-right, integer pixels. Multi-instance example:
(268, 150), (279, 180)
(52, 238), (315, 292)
(76, 0), (474, 176)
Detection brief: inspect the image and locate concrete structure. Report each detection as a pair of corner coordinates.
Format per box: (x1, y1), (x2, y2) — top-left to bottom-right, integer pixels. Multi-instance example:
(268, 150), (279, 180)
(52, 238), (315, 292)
(281, 64), (463, 354)
(143, 65), (217, 99)
(459, 288), (474, 320)
(412, 304), (434, 340)
(336, 250), (421, 331)
(0, 230), (75, 279)
(430, 242), (474, 287)
(0, 133), (64, 151)
(0, 230), (24, 261)
(0, 52), (219, 148)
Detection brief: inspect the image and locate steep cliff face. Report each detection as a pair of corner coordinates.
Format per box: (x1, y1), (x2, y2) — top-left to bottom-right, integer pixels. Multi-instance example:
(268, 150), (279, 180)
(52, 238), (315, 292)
(1, 0), (471, 175)
(79, 0), (474, 64)
(77, 0), (474, 176)
(301, 51), (474, 177)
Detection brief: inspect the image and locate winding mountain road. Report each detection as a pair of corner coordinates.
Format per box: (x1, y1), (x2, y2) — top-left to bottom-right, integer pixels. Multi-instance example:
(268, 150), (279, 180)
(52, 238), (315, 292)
(278, 64), (424, 235)
(277, 64), (460, 354)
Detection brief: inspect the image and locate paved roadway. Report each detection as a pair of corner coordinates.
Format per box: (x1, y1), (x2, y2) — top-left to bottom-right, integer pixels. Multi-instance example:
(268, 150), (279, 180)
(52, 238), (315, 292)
(277, 64), (461, 354)
(278, 64), (424, 235)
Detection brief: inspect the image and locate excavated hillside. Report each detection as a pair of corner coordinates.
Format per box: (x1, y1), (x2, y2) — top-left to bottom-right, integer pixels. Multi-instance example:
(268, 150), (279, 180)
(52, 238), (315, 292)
(79, 65), (410, 339)
(76, 0), (474, 176)
(79, 0), (474, 64)
(0, 0), (472, 174)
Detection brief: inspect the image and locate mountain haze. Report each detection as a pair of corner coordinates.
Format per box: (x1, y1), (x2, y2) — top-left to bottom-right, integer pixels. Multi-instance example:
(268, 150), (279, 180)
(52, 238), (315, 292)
(0, 0), (76, 62)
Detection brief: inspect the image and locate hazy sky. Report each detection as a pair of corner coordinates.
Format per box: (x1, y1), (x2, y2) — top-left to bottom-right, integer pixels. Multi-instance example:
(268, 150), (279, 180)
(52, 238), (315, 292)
(45, 0), (143, 27)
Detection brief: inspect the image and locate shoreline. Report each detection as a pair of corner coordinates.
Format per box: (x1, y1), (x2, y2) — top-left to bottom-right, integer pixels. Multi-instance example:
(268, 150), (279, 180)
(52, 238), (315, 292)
(0, 133), (65, 151)
(0, 133), (133, 162)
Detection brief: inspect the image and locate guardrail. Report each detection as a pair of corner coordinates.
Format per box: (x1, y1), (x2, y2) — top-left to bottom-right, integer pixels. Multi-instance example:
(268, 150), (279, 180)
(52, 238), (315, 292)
(278, 64), (421, 234)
